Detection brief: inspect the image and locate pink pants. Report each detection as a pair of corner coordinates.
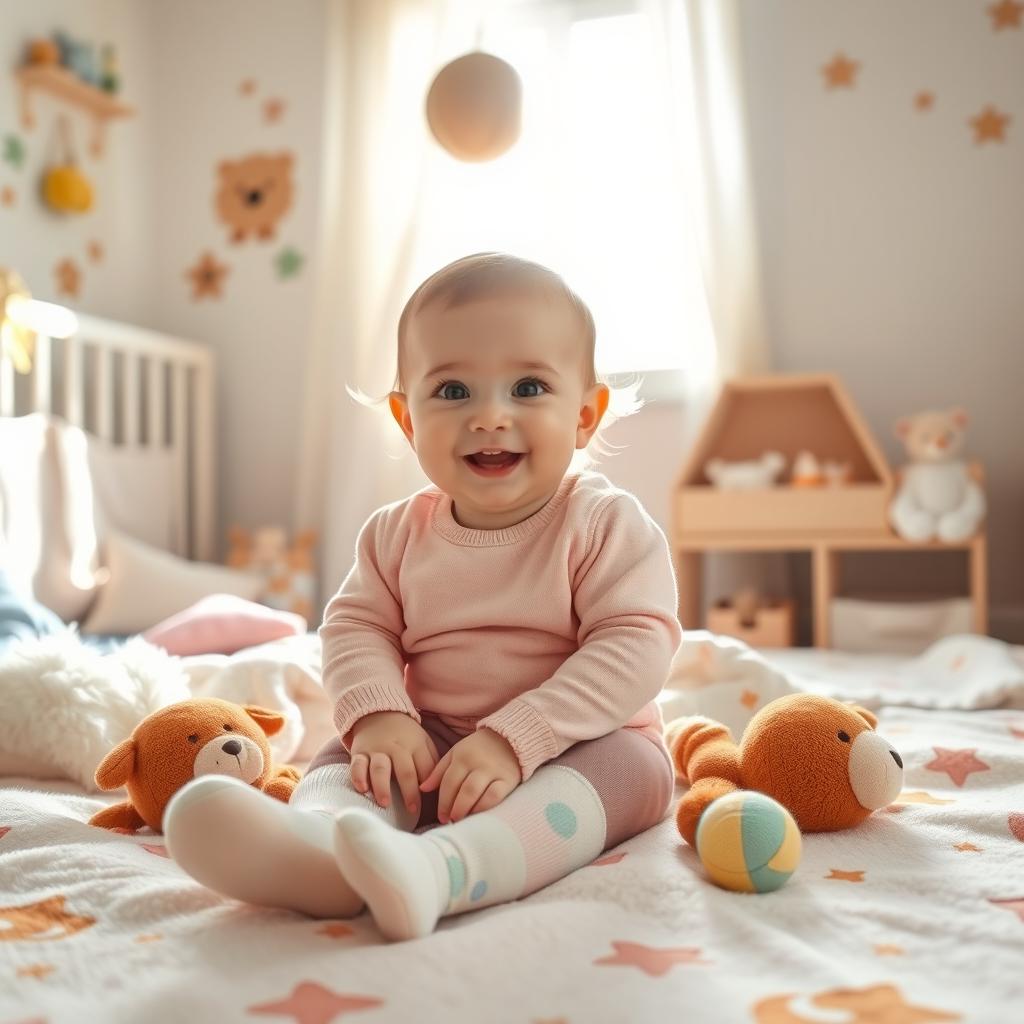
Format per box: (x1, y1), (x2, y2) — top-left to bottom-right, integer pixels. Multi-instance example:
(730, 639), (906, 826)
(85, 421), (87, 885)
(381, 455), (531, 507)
(307, 714), (675, 848)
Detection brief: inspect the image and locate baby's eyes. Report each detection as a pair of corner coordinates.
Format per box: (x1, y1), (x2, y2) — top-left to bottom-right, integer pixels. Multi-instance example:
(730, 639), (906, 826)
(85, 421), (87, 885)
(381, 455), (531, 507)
(432, 378), (549, 401)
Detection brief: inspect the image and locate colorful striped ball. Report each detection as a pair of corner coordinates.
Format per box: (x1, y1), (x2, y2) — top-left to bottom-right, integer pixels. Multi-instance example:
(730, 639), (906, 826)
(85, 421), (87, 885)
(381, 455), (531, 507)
(695, 791), (802, 893)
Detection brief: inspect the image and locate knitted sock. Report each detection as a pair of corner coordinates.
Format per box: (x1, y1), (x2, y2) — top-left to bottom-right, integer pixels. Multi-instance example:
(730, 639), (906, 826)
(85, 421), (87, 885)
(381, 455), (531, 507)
(333, 764), (607, 941)
(165, 763), (416, 918)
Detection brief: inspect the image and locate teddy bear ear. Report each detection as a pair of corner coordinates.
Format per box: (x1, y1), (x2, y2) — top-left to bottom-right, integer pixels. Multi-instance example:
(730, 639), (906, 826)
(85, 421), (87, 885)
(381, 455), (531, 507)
(94, 739), (136, 790)
(845, 702), (878, 729)
(243, 705), (286, 737)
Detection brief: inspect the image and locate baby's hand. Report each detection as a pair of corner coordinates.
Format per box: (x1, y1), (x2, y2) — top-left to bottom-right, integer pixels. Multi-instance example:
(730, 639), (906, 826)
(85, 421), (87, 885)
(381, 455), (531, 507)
(420, 729), (522, 823)
(349, 711), (440, 818)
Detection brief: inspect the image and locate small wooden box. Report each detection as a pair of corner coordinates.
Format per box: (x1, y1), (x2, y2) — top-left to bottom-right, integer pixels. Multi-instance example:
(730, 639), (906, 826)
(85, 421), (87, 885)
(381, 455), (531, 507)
(706, 598), (796, 648)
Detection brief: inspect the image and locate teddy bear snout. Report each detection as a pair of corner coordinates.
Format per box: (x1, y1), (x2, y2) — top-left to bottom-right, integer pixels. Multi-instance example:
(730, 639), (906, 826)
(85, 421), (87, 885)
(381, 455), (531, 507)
(848, 730), (904, 811)
(192, 734), (265, 785)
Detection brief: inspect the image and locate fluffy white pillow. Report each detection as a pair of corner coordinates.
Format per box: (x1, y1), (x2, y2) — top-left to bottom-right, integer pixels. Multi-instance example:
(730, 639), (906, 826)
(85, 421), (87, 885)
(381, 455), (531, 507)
(67, 426), (179, 554)
(81, 531), (264, 635)
(0, 414), (102, 622)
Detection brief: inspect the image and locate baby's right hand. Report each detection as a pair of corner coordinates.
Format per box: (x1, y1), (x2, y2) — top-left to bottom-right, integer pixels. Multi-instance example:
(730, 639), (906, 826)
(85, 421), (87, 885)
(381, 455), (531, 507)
(348, 711), (439, 817)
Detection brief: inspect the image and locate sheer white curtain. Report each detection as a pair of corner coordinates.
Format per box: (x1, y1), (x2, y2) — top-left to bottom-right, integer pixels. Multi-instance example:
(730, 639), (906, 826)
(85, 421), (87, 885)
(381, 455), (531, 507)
(298, 0), (772, 604)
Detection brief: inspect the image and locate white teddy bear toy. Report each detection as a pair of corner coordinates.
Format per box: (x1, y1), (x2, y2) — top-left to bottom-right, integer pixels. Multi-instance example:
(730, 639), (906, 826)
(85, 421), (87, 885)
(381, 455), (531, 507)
(888, 408), (985, 543)
(705, 451), (786, 490)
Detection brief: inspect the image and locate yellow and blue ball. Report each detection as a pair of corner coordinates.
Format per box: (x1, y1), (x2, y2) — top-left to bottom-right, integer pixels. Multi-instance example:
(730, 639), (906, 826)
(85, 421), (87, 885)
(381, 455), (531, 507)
(695, 791), (802, 893)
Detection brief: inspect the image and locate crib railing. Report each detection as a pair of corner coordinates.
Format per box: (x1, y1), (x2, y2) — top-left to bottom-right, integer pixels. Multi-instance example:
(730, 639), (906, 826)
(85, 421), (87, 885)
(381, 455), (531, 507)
(0, 311), (216, 561)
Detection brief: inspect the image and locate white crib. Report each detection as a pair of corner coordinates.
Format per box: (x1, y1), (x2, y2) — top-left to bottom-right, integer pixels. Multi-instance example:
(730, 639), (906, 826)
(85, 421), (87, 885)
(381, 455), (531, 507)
(0, 311), (216, 561)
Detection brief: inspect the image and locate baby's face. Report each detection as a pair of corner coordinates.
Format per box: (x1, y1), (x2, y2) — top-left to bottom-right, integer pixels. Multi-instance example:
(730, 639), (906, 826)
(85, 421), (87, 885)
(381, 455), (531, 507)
(390, 291), (607, 530)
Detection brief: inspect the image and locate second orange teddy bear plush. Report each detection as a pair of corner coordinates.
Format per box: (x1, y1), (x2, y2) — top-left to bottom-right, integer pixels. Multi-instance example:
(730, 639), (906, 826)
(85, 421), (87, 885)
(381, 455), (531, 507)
(667, 693), (905, 847)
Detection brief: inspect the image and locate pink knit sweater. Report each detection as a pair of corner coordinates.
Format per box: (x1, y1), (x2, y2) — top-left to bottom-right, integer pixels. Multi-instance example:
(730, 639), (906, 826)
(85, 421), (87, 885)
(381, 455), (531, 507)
(319, 470), (683, 781)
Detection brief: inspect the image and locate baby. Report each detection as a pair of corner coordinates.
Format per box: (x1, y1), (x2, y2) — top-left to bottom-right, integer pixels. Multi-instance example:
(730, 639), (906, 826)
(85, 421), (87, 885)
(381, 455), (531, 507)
(164, 253), (683, 941)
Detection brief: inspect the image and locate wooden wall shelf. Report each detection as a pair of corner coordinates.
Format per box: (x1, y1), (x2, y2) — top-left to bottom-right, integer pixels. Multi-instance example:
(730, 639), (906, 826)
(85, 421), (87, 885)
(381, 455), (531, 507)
(672, 373), (988, 647)
(16, 64), (134, 157)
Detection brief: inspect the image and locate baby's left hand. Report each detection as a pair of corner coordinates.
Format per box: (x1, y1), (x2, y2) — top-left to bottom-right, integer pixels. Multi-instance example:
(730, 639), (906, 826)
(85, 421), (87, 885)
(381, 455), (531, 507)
(420, 729), (522, 823)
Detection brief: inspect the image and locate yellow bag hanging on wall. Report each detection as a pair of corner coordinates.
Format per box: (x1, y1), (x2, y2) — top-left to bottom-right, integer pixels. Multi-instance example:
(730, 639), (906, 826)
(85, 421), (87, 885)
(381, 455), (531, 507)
(42, 115), (94, 214)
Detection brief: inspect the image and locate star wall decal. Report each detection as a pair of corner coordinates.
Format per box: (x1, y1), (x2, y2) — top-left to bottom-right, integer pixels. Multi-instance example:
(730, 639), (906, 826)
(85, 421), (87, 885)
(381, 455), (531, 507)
(924, 747), (991, 786)
(54, 258), (82, 298)
(276, 246), (304, 279)
(969, 105), (1010, 144)
(264, 98), (286, 123)
(240, 78), (258, 96)
(594, 940), (709, 977)
(988, 0), (1023, 30)
(914, 92), (935, 112)
(1, 186), (15, 207)
(2, 134), (25, 170)
(248, 981), (383, 1023)
(87, 240), (105, 263)
(185, 251), (230, 300)
(822, 52), (860, 89)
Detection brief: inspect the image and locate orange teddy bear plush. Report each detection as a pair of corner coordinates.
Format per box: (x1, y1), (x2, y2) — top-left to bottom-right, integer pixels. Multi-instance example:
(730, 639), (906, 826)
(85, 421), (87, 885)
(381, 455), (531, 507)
(88, 698), (301, 834)
(667, 692), (905, 848)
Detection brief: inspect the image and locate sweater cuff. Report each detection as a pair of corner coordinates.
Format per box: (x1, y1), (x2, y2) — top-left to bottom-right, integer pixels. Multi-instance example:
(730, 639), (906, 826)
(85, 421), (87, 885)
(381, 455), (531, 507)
(333, 682), (421, 750)
(477, 699), (559, 781)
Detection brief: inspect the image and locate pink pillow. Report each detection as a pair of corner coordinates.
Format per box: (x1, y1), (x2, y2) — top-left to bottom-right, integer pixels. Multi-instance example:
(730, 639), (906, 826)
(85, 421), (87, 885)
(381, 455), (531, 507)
(142, 593), (308, 655)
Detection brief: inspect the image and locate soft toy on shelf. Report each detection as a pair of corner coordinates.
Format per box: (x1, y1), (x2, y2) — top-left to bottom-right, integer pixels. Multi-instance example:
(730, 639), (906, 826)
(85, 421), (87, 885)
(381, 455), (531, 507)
(704, 451), (785, 490)
(88, 697), (301, 834)
(666, 693), (904, 892)
(225, 525), (317, 621)
(888, 408), (986, 543)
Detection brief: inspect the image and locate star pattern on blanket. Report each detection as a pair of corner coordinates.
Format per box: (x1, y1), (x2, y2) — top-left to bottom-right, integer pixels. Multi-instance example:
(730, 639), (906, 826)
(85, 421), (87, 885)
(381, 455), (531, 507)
(140, 843), (169, 858)
(316, 923), (354, 939)
(873, 944), (905, 956)
(0, 826), (10, 840)
(594, 941), (709, 977)
(988, 897), (1024, 923)
(954, 842), (982, 853)
(924, 747), (991, 787)
(1009, 813), (1024, 842)
(247, 981), (383, 1023)
(17, 963), (56, 979)
(826, 869), (865, 882)
(0, 896), (95, 941)
(1009, 723), (1024, 740)
(740, 689), (759, 709)
(753, 983), (961, 1023)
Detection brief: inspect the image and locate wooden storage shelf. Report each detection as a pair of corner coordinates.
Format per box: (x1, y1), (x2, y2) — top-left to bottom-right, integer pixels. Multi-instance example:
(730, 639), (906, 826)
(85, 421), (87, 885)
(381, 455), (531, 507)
(16, 64), (134, 157)
(672, 373), (988, 647)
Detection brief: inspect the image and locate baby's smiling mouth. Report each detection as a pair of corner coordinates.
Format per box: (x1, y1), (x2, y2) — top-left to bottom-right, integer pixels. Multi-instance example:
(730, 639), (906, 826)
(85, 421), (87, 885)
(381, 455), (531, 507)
(463, 449), (525, 471)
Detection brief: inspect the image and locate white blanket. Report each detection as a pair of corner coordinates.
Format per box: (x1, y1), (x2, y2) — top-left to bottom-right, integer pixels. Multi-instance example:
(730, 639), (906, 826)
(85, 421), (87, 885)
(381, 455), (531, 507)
(660, 631), (1024, 739)
(2, 699), (1022, 1022)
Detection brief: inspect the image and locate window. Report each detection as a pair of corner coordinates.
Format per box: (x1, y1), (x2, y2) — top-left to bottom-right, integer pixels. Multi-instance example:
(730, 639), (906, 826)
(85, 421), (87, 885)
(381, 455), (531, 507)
(412, 0), (716, 386)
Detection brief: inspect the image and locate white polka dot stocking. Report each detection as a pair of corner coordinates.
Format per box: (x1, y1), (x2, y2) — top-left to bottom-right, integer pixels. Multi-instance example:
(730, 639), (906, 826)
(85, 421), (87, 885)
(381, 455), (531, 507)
(333, 764), (608, 941)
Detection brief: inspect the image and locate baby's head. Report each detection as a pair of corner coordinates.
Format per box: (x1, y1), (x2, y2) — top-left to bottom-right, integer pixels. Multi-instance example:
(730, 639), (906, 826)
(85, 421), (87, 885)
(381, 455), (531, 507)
(388, 253), (611, 530)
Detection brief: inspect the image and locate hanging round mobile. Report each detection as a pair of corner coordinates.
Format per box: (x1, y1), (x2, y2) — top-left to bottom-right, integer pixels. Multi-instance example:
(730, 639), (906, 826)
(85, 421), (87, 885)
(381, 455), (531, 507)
(425, 51), (522, 162)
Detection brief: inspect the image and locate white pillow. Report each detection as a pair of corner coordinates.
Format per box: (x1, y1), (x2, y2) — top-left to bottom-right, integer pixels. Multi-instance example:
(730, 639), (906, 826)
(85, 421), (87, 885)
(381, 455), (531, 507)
(80, 431), (178, 553)
(81, 531), (264, 635)
(0, 414), (102, 622)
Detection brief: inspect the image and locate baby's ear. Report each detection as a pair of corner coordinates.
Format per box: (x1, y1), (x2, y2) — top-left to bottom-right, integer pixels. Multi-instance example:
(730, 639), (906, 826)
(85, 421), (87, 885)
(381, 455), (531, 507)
(844, 702), (878, 730)
(95, 739), (136, 790)
(244, 705), (286, 737)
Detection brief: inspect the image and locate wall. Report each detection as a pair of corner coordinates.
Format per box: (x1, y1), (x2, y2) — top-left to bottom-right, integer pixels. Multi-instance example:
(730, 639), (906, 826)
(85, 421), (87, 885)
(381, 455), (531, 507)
(738, 0), (1024, 640)
(0, 0), (157, 323)
(149, 0), (327, 543)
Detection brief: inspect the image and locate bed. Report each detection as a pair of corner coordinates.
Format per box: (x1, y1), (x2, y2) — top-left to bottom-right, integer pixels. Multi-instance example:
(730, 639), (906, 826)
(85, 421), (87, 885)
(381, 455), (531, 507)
(2, 317), (1023, 1023)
